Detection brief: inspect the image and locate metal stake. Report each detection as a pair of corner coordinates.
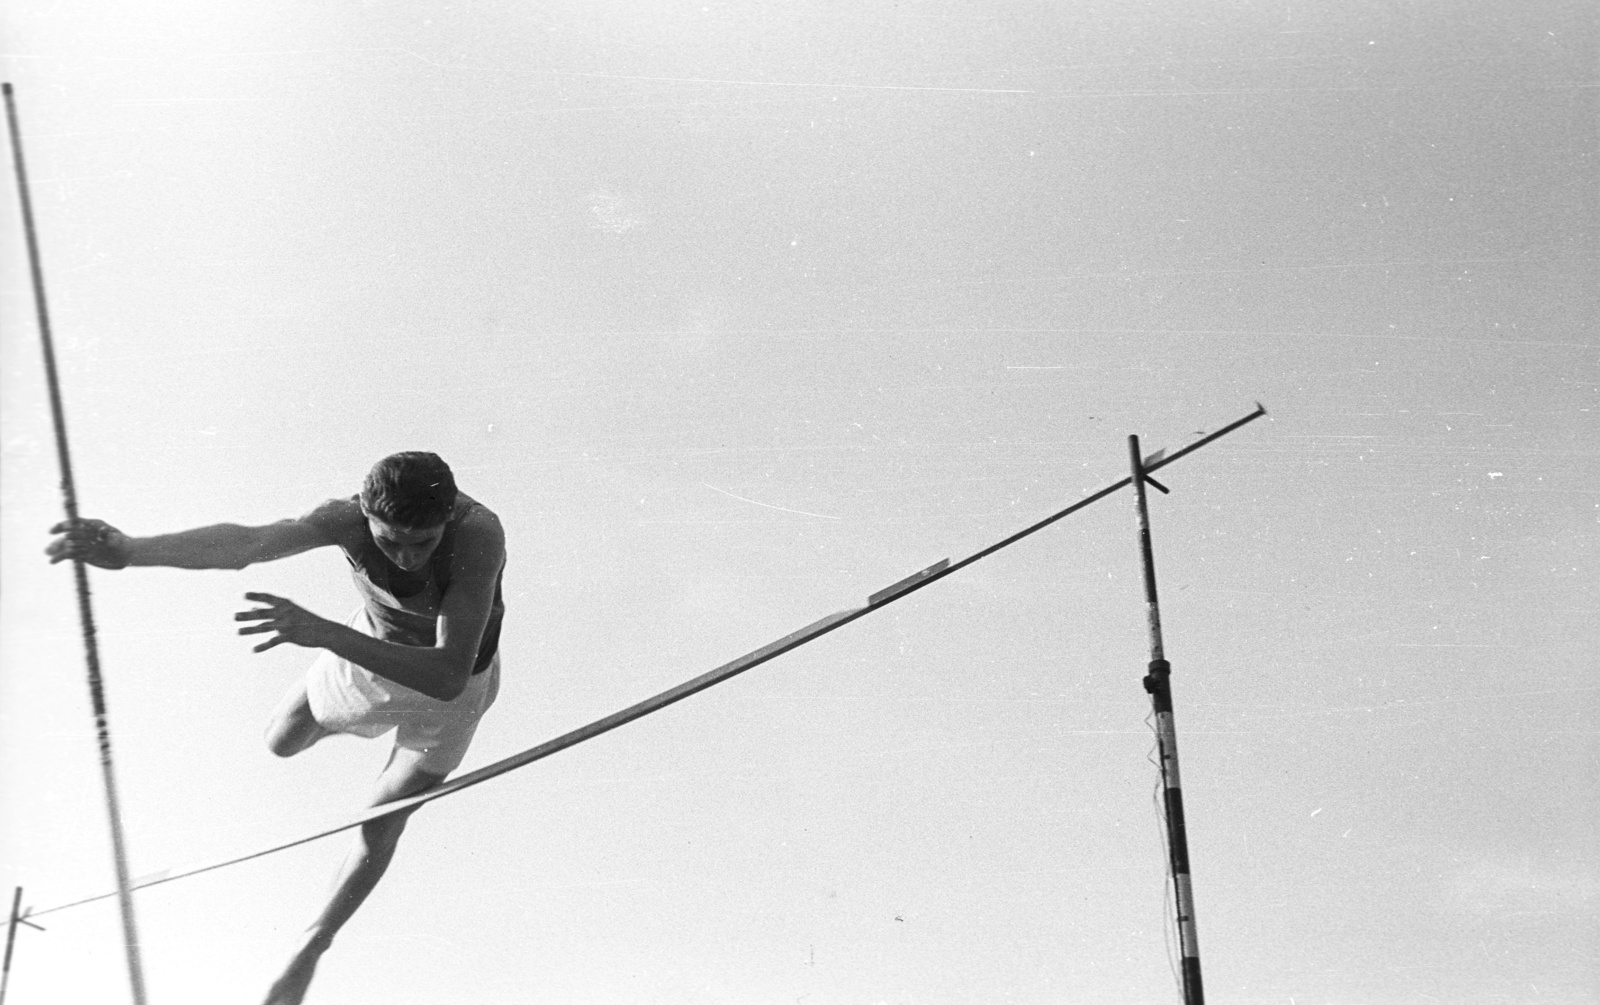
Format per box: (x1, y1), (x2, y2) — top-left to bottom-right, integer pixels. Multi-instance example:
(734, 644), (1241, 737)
(1130, 434), (1204, 1005)
(1, 887), (21, 1005)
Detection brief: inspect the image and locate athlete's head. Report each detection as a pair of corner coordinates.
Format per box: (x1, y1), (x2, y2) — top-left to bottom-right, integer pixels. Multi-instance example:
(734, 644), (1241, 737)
(362, 452), (458, 528)
(360, 452), (457, 569)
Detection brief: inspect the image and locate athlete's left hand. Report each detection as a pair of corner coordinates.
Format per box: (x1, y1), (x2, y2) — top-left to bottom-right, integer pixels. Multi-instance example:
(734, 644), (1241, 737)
(234, 593), (334, 652)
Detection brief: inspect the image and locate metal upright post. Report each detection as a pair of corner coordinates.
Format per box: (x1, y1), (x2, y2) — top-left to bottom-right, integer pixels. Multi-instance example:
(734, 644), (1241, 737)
(1129, 434), (1204, 1005)
(1, 888), (22, 1005)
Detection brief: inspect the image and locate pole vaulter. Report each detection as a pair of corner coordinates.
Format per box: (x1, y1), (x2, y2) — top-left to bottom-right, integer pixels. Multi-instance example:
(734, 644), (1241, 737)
(24, 403), (1266, 930)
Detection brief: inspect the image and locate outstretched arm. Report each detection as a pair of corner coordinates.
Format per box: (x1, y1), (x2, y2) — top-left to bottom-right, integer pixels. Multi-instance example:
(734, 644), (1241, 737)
(47, 517), (335, 571)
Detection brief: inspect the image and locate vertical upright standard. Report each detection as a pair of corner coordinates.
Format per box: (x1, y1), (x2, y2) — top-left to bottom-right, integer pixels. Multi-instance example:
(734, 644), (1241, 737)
(1129, 434), (1204, 1005)
(1, 888), (22, 1005)
(4, 82), (150, 1005)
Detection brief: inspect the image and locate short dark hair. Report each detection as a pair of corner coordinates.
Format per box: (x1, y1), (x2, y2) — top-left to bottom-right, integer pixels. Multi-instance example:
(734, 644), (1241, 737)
(361, 452), (458, 528)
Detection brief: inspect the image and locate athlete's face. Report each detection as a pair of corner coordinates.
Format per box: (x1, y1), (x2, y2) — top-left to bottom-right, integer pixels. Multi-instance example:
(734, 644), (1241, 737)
(364, 515), (448, 571)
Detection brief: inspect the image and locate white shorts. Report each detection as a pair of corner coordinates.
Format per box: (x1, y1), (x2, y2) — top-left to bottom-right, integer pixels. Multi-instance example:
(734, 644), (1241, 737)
(305, 608), (501, 776)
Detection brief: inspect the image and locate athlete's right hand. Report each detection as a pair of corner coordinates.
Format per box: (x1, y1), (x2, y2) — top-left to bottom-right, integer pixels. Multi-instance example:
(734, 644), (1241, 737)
(46, 518), (131, 569)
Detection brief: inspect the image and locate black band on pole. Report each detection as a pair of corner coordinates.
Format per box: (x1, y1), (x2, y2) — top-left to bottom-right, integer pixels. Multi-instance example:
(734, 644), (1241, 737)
(3, 82), (150, 1005)
(1143, 659), (1173, 712)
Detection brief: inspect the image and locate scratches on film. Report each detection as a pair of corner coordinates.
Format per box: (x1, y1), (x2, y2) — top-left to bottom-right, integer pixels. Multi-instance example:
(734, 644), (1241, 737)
(703, 483), (841, 520)
(377, 46), (1030, 94)
(547, 69), (1033, 95)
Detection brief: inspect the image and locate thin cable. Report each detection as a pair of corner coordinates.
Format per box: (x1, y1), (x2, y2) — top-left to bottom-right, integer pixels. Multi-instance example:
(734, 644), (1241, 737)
(3, 82), (149, 1005)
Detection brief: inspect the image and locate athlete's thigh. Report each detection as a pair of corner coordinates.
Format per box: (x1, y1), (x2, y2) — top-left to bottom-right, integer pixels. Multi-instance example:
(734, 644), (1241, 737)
(371, 744), (448, 806)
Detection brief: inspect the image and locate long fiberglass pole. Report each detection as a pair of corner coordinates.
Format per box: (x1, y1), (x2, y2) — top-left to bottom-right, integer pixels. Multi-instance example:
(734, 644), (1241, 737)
(3, 82), (150, 1005)
(1129, 434), (1204, 1004)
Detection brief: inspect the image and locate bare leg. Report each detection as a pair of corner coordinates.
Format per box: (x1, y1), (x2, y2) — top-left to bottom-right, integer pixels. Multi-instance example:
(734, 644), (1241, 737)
(264, 678), (333, 759)
(262, 748), (444, 1005)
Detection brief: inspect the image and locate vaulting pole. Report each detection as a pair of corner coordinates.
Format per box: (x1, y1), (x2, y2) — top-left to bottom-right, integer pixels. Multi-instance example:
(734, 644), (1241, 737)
(4, 82), (150, 1005)
(1129, 434), (1204, 1004)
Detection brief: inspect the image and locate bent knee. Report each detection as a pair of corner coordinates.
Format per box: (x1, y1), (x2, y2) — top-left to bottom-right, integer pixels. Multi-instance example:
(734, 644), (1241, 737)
(265, 718), (329, 758)
(266, 734), (300, 758)
(266, 734), (302, 758)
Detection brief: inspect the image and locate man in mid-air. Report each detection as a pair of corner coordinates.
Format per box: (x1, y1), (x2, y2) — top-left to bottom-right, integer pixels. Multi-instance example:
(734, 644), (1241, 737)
(48, 451), (506, 1005)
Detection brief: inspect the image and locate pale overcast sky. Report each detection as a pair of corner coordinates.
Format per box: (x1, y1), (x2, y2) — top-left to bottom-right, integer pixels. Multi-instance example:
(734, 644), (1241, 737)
(2, 2), (1595, 1004)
